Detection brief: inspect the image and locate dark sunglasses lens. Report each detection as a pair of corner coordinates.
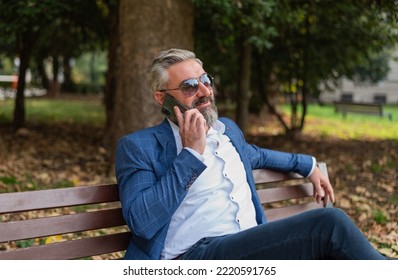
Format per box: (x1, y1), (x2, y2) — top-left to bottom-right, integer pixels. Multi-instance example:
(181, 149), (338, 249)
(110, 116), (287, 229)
(200, 74), (213, 88)
(181, 79), (199, 96)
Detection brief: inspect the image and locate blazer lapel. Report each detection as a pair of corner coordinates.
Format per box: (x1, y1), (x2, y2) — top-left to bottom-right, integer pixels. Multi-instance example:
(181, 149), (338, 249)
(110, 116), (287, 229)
(154, 119), (178, 168)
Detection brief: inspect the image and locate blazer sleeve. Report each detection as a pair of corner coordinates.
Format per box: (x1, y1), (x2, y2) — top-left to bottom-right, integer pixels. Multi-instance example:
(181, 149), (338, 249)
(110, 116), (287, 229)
(221, 117), (314, 177)
(115, 132), (207, 240)
(246, 144), (314, 176)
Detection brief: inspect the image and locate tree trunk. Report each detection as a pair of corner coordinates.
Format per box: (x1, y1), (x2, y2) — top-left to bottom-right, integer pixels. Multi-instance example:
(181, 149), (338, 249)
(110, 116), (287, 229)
(236, 41), (252, 134)
(13, 33), (33, 130)
(299, 13), (311, 131)
(105, 0), (194, 174)
(47, 56), (60, 98)
(255, 51), (290, 133)
(103, 0), (120, 149)
(62, 55), (74, 93)
(36, 55), (50, 90)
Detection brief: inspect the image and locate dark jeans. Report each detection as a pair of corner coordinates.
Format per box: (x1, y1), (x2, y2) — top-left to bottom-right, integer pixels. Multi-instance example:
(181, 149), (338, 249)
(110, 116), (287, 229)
(180, 208), (386, 260)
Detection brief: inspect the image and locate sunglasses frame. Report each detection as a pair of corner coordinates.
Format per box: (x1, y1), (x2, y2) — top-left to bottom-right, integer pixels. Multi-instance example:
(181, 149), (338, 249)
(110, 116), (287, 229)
(159, 73), (214, 97)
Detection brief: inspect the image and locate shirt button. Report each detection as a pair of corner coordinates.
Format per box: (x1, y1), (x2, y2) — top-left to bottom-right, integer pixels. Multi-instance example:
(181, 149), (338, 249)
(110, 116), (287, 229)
(236, 219), (240, 223)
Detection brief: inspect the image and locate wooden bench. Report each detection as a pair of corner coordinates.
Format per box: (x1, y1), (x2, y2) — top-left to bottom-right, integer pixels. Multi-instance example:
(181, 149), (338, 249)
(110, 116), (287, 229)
(334, 101), (392, 120)
(0, 163), (331, 260)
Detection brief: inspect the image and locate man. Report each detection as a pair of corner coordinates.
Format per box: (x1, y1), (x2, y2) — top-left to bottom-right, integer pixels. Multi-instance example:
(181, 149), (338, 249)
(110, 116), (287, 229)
(115, 48), (386, 260)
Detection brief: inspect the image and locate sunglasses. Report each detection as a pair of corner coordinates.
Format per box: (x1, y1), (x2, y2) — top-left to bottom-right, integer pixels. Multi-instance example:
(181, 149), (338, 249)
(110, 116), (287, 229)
(159, 73), (214, 97)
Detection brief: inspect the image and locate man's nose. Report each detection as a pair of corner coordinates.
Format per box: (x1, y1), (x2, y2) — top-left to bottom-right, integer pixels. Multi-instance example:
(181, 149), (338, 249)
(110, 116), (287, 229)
(196, 82), (211, 97)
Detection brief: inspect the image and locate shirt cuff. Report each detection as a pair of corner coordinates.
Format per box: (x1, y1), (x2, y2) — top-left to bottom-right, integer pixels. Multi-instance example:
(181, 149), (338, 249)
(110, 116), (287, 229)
(306, 157), (317, 177)
(184, 147), (205, 162)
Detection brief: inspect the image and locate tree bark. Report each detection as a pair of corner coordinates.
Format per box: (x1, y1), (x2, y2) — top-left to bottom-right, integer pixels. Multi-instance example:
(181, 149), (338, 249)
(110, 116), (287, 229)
(103, 0), (120, 149)
(47, 56), (60, 98)
(13, 32), (34, 130)
(236, 41), (252, 134)
(255, 52), (290, 132)
(105, 0), (194, 174)
(299, 13), (311, 131)
(62, 55), (74, 93)
(36, 55), (50, 90)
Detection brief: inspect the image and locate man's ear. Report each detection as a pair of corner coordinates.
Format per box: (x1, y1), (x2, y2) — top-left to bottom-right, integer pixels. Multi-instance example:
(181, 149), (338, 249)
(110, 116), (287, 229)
(154, 91), (165, 105)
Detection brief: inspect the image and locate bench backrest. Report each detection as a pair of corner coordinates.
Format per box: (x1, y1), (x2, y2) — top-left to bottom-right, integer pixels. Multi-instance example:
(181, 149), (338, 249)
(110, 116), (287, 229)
(334, 101), (383, 115)
(0, 184), (130, 259)
(0, 163), (330, 260)
(254, 162), (331, 221)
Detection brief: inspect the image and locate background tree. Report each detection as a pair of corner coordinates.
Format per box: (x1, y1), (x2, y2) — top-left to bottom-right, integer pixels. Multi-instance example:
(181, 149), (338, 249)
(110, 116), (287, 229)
(0, 0), (64, 129)
(104, 0), (194, 172)
(1, 0), (397, 159)
(31, 0), (108, 96)
(258, 0), (398, 136)
(0, 0), (108, 129)
(193, 0), (277, 133)
(102, 0), (120, 147)
(193, 0), (398, 136)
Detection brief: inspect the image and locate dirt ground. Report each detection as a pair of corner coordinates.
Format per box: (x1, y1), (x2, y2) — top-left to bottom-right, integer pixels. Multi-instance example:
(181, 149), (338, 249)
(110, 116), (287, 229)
(0, 121), (397, 258)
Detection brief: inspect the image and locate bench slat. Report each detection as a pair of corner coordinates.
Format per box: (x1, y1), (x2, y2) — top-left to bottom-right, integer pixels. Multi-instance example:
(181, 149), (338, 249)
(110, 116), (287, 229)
(0, 232), (131, 260)
(0, 184), (119, 214)
(256, 162), (332, 222)
(257, 182), (313, 204)
(317, 162), (329, 180)
(252, 168), (301, 184)
(264, 201), (325, 222)
(0, 208), (126, 243)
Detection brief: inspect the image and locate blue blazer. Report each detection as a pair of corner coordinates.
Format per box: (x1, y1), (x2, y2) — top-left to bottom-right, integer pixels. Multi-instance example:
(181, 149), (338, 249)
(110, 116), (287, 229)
(115, 117), (313, 259)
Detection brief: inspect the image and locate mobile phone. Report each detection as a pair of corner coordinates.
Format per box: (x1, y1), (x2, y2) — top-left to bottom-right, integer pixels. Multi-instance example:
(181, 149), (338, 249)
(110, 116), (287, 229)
(161, 94), (189, 125)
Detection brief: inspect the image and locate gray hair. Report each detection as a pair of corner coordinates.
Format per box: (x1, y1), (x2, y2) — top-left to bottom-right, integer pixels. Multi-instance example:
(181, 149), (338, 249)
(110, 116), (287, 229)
(147, 48), (203, 92)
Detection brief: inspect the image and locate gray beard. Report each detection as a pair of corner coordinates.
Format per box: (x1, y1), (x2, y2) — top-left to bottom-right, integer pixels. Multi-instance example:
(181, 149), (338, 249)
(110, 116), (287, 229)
(201, 105), (218, 126)
(193, 97), (218, 126)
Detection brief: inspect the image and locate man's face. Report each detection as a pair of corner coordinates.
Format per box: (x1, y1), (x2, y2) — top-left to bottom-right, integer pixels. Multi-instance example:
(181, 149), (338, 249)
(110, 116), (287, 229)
(164, 59), (218, 125)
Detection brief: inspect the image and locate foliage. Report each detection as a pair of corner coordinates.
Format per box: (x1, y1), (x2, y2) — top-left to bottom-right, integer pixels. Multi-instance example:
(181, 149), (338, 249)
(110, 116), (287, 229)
(193, 0), (277, 99)
(258, 0), (398, 134)
(193, 0), (276, 50)
(193, 0), (398, 135)
(0, 0), (69, 127)
(0, 0), (111, 128)
(29, 0), (109, 89)
(0, 0), (109, 57)
(267, 0), (398, 94)
(0, 0), (67, 54)
(350, 51), (392, 86)
(0, 55), (15, 74)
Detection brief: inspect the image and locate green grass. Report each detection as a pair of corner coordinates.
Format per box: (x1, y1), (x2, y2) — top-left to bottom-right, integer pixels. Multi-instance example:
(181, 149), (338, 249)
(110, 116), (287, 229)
(1, 98), (398, 139)
(0, 97), (105, 125)
(280, 104), (398, 140)
(372, 209), (389, 224)
(0, 172), (75, 193)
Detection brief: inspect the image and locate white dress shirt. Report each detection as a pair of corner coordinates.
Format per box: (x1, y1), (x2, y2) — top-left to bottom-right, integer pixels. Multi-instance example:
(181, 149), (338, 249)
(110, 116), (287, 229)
(161, 120), (258, 259)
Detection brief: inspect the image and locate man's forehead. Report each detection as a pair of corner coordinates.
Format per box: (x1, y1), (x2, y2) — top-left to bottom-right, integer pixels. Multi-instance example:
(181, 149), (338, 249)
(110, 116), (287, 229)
(167, 59), (204, 81)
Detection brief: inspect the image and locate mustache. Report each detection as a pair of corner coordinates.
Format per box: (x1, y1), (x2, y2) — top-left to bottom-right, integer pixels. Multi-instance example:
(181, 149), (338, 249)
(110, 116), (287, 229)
(192, 96), (213, 108)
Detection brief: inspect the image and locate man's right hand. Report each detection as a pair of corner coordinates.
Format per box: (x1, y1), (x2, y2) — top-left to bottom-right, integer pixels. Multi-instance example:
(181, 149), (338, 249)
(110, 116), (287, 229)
(175, 106), (207, 155)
